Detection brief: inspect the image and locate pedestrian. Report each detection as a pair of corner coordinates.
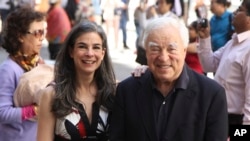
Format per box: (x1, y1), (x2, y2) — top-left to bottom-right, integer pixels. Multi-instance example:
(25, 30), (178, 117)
(197, 0), (250, 137)
(209, 0), (233, 51)
(46, 0), (71, 60)
(101, 0), (121, 48)
(110, 17), (228, 141)
(0, 6), (46, 141)
(120, 0), (130, 49)
(185, 21), (203, 74)
(37, 21), (116, 141)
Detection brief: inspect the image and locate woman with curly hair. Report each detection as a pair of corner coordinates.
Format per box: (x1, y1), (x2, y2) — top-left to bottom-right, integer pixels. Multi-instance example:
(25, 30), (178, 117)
(0, 6), (46, 141)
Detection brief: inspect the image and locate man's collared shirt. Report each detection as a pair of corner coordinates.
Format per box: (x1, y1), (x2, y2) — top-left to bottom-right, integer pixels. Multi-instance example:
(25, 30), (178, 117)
(150, 66), (189, 140)
(198, 30), (250, 124)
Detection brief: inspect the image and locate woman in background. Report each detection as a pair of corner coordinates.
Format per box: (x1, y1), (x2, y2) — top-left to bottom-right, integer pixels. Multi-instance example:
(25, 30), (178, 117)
(0, 6), (46, 141)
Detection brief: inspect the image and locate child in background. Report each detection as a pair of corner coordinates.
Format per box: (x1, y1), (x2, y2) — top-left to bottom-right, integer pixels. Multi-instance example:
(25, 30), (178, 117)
(185, 21), (204, 74)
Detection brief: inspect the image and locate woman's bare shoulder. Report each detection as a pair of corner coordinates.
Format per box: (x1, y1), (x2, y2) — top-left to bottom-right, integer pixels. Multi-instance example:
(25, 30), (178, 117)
(38, 84), (56, 105)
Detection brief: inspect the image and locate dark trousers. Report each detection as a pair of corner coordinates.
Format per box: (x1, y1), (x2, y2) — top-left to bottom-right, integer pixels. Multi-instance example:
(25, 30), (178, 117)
(228, 113), (243, 137)
(120, 16), (127, 46)
(48, 43), (62, 60)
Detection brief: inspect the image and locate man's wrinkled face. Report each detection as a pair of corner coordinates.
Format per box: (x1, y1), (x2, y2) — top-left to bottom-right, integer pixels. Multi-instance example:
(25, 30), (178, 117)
(145, 26), (187, 83)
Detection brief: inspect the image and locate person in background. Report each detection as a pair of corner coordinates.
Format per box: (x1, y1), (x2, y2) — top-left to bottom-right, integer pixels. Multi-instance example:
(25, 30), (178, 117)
(47, 0), (71, 60)
(134, 0), (148, 46)
(101, 0), (122, 49)
(37, 21), (116, 141)
(0, 0), (12, 22)
(92, 0), (103, 25)
(120, 0), (130, 49)
(197, 0), (250, 138)
(63, 0), (79, 27)
(148, 0), (178, 19)
(172, 0), (185, 17)
(110, 16), (228, 141)
(194, 0), (208, 19)
(210, 0), (233, 51)
(0, 6), (46, 141)
(0, 0), (13, 45)
(185, 21), (203, 74)
(75, 0), (95, 23)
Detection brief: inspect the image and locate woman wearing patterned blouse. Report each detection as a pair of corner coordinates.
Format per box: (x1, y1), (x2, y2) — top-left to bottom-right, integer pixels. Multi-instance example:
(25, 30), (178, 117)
(37, 21), (116, 141)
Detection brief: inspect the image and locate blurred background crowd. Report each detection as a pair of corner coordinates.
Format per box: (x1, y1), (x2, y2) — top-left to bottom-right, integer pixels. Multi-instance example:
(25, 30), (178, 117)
(0, 0), (242, 74)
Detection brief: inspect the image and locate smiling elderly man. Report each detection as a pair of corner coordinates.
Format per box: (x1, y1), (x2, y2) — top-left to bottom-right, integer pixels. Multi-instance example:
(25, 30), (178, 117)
(110, 16), (228, 141)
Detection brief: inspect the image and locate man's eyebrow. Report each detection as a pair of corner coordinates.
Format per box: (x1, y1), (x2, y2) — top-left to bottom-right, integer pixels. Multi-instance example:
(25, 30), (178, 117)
(168, 42), (178, 48)
(148, 41), (159, 47)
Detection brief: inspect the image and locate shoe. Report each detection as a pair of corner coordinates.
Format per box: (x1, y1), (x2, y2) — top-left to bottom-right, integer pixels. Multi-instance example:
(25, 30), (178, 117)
(124, 46), (129, 49)
(123, 41), (129, 49)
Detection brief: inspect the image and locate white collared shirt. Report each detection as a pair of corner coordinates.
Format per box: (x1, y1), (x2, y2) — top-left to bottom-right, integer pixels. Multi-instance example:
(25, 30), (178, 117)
(198, 30), (250, 125)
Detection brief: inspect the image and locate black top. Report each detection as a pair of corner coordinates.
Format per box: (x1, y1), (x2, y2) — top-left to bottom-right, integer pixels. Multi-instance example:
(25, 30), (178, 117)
(150, 68), (189, 141)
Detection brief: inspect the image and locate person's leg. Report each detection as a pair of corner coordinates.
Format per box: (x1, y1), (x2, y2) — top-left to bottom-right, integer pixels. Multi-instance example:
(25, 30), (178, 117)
(113, 15), (120, 48)
(48, 43), (62, 60)
(120, 16), (128, 49)
(134, 20), (140, 37)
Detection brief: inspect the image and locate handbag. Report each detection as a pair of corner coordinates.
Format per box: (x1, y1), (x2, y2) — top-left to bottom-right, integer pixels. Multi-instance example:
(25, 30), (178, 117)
(13, 64), (54, 107)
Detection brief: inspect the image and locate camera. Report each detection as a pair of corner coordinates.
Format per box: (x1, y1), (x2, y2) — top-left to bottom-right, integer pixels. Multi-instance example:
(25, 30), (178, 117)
(198, 18), (208, 28)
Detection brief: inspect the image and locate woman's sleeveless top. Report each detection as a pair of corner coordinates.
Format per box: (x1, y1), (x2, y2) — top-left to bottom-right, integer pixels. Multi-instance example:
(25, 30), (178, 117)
(54, 102), (110, 141)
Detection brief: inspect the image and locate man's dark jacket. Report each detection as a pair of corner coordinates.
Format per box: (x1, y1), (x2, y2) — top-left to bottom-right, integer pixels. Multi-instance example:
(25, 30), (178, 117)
(110, 66), (228, 141)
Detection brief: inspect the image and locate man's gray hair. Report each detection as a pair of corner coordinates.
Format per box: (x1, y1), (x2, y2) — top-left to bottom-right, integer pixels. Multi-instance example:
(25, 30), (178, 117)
(142, 17), (189, 48)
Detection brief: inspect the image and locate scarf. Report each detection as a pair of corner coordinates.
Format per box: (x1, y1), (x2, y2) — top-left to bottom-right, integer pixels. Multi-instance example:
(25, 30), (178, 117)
(11, 51), (40, 72)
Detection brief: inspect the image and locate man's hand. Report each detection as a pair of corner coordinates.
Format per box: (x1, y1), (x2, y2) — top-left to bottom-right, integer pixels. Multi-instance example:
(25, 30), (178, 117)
(197, 22), (210, 39)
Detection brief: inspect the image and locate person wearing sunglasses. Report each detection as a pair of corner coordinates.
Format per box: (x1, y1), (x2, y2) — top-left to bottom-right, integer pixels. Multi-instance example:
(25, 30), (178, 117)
(0, 6), (46, 141)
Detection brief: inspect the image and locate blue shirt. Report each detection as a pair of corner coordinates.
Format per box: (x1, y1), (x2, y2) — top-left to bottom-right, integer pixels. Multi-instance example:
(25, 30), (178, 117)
(210, 11), (233, 51)
(92, 0), (102, 15)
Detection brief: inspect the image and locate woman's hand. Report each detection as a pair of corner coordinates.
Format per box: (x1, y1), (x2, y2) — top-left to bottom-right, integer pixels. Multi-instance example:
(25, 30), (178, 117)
(131, 65), (148, 77)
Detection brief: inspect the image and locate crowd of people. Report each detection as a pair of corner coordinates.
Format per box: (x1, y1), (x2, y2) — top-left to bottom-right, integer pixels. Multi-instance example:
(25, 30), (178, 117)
(0, 0), (250, 141)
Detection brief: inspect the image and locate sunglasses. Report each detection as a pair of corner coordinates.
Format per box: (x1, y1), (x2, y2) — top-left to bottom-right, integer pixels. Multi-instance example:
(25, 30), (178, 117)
(26, 29), (47, 39)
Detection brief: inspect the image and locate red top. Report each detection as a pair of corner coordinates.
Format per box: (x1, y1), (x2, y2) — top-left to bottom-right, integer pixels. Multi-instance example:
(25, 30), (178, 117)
(47, 5), (71, 44)
(185, 53), (203, 74)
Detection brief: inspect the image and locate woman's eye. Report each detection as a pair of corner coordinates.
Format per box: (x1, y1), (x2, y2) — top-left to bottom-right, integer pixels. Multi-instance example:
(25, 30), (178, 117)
(93, 46), (102, 50)
(77, 45), (87, 49)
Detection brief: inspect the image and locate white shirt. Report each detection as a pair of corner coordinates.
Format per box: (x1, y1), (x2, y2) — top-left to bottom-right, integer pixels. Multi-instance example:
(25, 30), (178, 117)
(197, 30), (250, 124)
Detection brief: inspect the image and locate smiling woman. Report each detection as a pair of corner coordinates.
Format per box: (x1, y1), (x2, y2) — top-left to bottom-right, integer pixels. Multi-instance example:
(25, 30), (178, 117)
(37, 21), (116, 141)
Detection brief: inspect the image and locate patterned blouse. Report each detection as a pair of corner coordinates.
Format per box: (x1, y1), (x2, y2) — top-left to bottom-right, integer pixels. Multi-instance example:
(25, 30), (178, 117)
(54, 102), (110, 141)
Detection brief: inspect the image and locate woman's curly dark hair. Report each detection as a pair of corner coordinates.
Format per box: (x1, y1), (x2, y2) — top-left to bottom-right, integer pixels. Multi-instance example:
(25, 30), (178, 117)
(1, 6), (46, 55)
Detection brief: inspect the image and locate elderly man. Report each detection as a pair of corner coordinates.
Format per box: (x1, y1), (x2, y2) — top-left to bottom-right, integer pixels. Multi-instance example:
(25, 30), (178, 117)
(110, 17), (228, 141)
